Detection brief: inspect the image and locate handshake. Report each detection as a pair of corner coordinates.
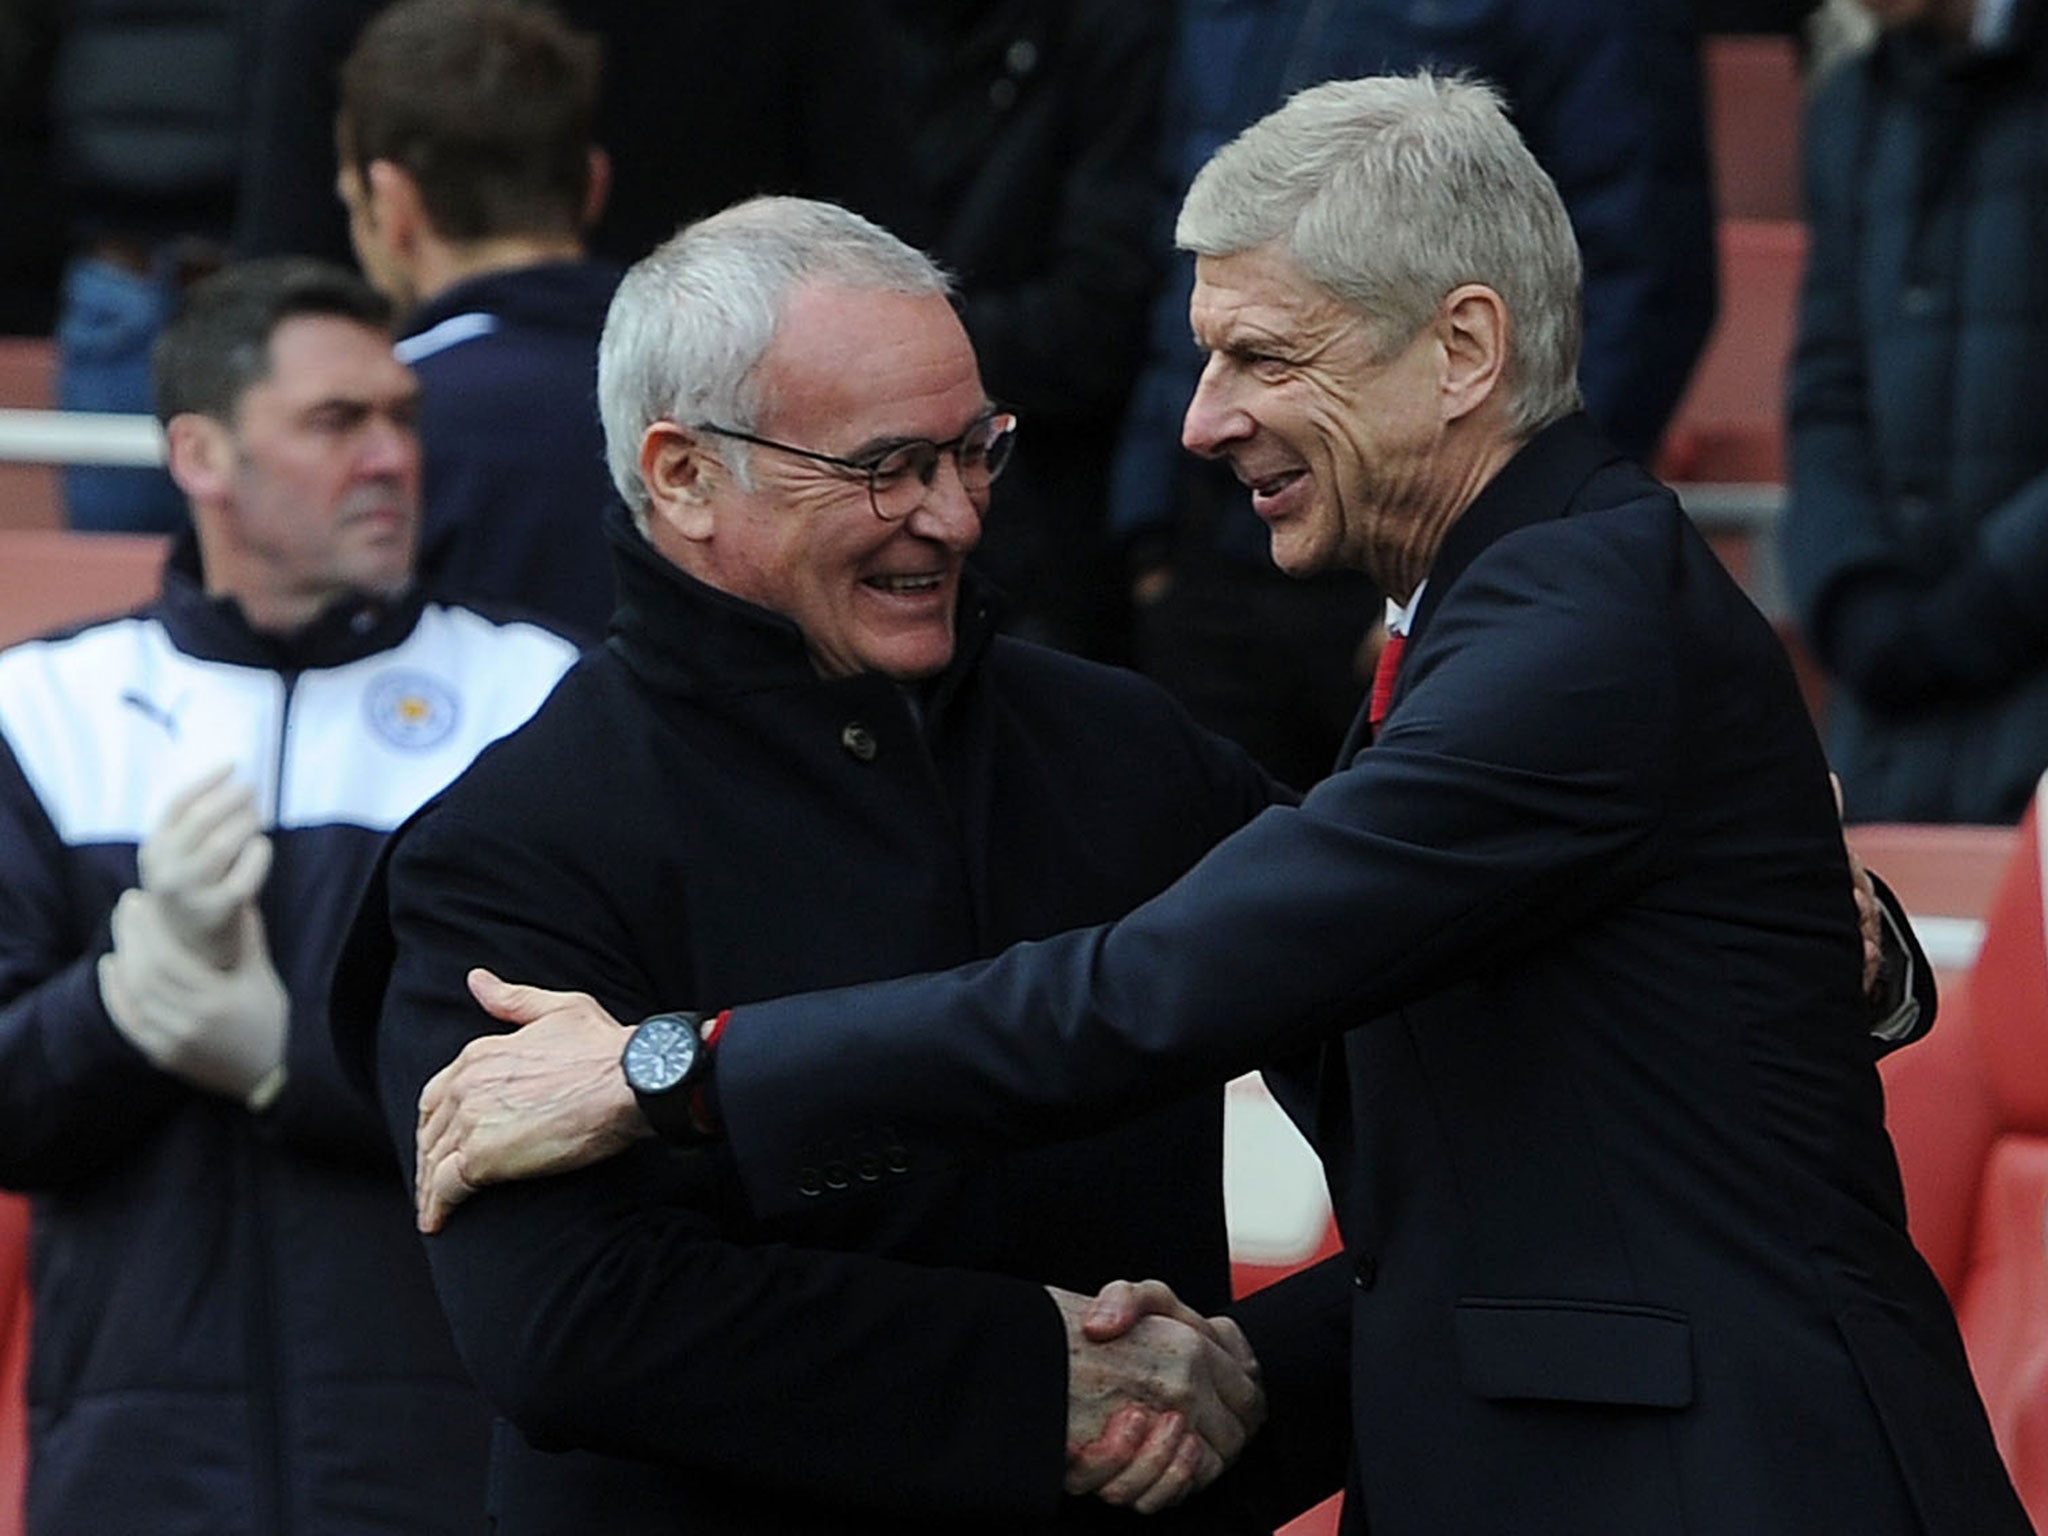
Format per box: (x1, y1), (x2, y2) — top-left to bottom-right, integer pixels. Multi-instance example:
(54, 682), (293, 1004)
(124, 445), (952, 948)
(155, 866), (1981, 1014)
(1054, 1277), (1266, 1515)
(97, 767), (290, 1108)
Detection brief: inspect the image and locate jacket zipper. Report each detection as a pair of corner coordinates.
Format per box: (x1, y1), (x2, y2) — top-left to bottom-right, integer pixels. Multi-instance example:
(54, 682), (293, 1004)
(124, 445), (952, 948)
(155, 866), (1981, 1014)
(243, 667), (298, 1535)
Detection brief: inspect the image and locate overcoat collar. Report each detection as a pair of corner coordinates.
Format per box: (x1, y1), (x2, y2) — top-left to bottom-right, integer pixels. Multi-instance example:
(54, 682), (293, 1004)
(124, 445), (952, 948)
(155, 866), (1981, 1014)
(599, 502), (1001, 714)
(1408, 411), (1621, 648)
(1333, 412), (1621, 765)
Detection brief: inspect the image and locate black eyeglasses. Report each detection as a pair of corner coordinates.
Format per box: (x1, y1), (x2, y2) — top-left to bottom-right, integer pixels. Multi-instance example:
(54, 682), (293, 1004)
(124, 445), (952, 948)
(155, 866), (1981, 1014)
(693, 410), (1018, 522)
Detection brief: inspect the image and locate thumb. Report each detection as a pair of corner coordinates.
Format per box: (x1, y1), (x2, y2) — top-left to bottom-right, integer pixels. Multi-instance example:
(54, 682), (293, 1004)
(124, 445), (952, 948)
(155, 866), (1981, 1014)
(233, 902), (270, 958)
(1082, 1279), (1145, 1341)
(217, 833), (274, 909)
(465, 967), (584, 1028)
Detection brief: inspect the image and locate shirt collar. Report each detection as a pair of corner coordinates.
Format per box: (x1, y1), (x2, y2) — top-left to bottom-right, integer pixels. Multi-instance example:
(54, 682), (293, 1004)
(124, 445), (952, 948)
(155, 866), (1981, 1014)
(1385, 583), (1426, 639)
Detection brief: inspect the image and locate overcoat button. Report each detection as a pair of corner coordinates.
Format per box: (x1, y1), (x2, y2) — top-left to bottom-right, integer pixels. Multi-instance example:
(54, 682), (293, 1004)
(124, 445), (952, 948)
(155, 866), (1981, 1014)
(797, 1167), (822, 1197)
(840, 722), (878, 762)
(1352, 1253), (1377, 1290)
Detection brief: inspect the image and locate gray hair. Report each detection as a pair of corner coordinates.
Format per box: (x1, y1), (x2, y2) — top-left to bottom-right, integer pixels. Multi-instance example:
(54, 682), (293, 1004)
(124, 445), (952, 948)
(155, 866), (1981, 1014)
(597, 195), (953, 514)
(1177, 72), (1583, 438)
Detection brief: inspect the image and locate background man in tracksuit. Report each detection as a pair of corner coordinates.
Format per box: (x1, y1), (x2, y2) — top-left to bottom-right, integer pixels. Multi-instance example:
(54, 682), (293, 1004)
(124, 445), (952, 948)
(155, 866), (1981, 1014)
(0, 257), (577, 1534)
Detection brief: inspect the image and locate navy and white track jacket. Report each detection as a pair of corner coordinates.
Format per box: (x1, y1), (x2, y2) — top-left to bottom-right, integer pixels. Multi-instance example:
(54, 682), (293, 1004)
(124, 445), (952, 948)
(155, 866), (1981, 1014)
(0, 546), (576, 1536)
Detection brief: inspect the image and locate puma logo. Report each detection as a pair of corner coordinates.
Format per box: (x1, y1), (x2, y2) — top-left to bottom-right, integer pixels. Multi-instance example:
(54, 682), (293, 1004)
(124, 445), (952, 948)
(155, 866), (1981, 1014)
(120, 690), (181, 738)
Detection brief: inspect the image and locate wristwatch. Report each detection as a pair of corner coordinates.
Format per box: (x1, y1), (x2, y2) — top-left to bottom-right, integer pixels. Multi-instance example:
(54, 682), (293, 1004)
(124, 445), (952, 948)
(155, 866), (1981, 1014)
(621, 1010), (716, 1143)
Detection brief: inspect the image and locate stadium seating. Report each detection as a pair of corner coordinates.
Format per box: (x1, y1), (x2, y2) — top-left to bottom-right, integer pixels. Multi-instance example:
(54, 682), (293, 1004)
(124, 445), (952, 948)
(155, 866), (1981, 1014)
(0, 340), (61, 533)
(1873, 788), (2048, 1527)
(1657, 217), (1806, 488)
(0, 530), (165, 650)
(1703, 34), (1803, 222)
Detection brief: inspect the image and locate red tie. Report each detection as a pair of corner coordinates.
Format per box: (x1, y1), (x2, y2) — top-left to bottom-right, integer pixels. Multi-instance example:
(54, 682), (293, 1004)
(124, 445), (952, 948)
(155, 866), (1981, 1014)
(1369, 631), (1407, 734)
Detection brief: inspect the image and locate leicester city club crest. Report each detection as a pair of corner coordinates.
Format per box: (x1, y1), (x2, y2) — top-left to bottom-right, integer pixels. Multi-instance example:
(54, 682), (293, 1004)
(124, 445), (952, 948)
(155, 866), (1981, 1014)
(367, 670), (459, 750)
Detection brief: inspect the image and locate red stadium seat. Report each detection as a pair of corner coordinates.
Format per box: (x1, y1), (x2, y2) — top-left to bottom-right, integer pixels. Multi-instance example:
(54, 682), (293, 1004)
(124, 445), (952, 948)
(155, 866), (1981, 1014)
(0, 530), (165, 650)
(1656, 217), (1806, 487)
(1703, 34), (1804, 222)
(0, 341), (62, 533)
(1876, 785), (2048, 1528)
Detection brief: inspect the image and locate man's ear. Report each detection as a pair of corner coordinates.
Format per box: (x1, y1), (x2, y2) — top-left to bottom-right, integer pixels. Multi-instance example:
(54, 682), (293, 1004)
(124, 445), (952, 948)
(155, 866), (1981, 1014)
(1436, 283), (1509, 424)
(582, 147), (612, 233)
(163, 413), (234, 504)
(365, 158), (428, 254)
(639, 422), (719, 542)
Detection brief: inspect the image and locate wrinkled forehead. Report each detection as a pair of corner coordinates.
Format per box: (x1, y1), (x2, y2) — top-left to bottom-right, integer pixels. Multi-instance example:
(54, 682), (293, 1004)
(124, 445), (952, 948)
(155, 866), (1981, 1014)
(1189, 245), (1373, 352)
(757, 285), (986, 437)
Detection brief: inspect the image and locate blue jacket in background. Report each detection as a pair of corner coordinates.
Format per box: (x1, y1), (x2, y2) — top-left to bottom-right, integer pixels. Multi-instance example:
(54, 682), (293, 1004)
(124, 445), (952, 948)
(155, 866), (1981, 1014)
(400, 260), (621, 644)
(1111, 0), (1717, 562)
(1782, 8), (2048, 823)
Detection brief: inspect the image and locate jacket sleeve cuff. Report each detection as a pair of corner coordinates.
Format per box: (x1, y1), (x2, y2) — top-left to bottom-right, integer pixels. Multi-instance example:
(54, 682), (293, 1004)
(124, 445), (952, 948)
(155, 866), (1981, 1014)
(52, 955), (169, 1094)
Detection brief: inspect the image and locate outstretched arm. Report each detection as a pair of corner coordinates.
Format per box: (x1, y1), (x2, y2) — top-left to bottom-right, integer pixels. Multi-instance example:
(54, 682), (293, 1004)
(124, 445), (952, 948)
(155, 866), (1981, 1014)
(411, 968), (1264, 1512)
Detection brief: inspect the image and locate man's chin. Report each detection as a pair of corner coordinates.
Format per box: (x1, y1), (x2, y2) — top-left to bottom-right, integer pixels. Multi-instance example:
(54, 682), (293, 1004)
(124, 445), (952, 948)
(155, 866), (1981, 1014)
(346, 556), (415, 603)
(867, 633), (957, 684)
(1267, 530), (1334, 580)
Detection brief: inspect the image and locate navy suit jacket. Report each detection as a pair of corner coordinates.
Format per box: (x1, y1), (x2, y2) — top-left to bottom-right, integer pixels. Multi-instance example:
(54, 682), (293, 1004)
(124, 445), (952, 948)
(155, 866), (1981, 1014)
(714, 415), (2029, 1534)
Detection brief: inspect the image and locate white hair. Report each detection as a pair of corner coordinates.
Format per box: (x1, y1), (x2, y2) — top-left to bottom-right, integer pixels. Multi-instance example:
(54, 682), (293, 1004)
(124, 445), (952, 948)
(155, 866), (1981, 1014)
(597, 195), (953, 514)
(1177, 72), (1583, 438)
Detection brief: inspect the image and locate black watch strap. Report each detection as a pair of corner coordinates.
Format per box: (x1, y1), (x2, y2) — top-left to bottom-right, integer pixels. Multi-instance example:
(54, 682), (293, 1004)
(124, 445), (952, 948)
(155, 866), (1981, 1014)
(625, 1010), (726, 1145)
(635, 1073), (711, 1144)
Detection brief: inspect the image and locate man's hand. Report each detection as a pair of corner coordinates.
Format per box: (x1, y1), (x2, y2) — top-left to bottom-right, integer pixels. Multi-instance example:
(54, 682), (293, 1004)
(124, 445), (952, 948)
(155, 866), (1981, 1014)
(98, 890), (288, 1102)
(1051, 1279), (1266, 1514)
(137, 765), (273, 969)
(1833, 774), (1883, 997)
(413, 968), (652, 1233)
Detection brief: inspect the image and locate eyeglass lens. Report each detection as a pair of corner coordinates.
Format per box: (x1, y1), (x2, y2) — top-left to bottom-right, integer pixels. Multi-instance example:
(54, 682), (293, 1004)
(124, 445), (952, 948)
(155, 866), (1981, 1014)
(867, 415), (1016, 520)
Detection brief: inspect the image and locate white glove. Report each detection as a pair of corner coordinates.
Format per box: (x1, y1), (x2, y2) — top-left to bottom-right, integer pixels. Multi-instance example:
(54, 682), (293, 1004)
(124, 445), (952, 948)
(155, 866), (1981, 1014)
(98, 888), (289, 1107)
(136, 766), (273, 970)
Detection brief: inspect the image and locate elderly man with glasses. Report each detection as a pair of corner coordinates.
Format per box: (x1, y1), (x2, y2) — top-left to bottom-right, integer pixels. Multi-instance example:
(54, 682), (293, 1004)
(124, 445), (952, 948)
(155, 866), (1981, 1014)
(333, 195), (1307, 1534)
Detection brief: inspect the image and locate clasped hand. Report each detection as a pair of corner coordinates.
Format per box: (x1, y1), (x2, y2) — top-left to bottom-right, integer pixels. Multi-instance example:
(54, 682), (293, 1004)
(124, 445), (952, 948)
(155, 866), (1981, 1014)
(99, 767), (286, 1103)
(418, 977), (1271, 1513)
(1055, 1278), (1267, 1514)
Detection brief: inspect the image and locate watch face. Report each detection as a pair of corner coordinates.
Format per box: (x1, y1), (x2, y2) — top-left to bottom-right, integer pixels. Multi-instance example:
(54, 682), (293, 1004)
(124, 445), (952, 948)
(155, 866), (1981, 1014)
(624, 1014), (699, 1095)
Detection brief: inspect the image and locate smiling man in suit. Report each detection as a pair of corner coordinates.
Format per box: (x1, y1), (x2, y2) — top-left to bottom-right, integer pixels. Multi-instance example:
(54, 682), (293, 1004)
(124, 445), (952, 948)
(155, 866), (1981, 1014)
(407, 74), (2019, 1533)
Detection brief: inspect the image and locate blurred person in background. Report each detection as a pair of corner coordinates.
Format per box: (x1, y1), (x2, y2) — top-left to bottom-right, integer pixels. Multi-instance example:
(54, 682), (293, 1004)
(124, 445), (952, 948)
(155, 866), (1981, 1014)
(882, 0), (1172, 662)
(0, 258), (577, 1535)
(337, 0), (620, 641)
(45, 0), (255, 531)
(0, 0), (64, 337)
(238, 0), (928, 269)
(1782, 0), (2048, 822)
